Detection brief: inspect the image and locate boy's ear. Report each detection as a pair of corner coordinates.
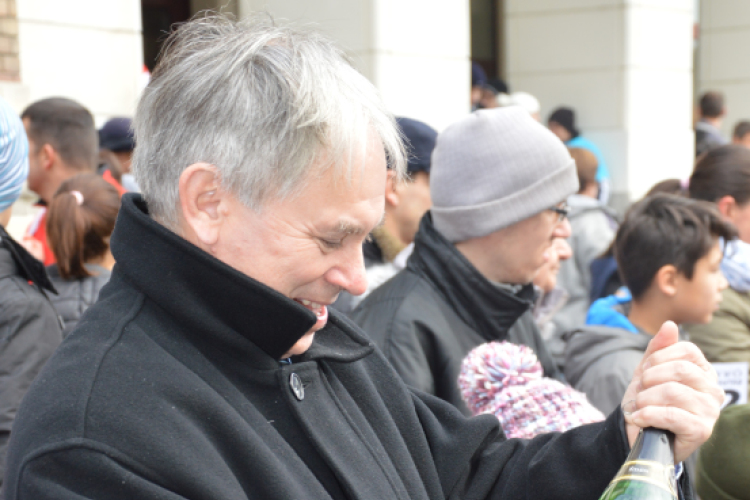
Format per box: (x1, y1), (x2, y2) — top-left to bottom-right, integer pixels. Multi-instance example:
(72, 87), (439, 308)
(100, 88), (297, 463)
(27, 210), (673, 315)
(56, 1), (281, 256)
(716, 195), (737, 219)
(654, 264), (678, 297)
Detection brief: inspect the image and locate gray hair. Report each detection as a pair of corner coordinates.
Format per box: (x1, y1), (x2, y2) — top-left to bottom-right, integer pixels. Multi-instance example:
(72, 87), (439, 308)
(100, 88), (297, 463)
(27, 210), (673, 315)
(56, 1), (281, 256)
(132, 14), (406, 229)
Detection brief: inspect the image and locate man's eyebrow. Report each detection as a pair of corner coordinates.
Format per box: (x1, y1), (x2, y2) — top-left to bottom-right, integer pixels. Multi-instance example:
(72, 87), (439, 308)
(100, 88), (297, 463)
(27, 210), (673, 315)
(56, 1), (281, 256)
(333, 214), (385, 235)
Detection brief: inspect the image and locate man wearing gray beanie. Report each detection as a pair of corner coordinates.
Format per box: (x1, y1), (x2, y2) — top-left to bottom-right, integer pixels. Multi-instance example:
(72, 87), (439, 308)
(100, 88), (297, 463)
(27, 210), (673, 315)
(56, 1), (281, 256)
(351, 107), (577, 414)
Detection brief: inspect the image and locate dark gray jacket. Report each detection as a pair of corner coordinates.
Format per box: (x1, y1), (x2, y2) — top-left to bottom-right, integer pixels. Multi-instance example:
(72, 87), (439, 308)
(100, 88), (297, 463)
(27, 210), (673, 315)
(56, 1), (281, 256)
(2, 194), (659, 500)
(351, 214), (561, 415)
(46, 264), (111, 337)
(564, 325), (650, 414)
(0, 227), (62, 488)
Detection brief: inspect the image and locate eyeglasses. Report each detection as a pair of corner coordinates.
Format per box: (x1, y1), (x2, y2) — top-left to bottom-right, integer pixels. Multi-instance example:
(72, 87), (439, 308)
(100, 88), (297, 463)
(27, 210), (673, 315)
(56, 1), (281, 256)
(548, 203), (570, 222)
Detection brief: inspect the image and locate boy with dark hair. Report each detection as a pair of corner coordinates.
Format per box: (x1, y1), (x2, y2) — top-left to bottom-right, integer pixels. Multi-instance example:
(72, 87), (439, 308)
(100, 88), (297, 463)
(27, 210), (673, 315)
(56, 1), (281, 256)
(564, 194), (735, 413)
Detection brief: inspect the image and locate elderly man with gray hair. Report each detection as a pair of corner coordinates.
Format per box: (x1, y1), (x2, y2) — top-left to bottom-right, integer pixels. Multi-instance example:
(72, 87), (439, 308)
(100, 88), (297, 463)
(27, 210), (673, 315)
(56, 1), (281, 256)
(4, 15), (722, 500)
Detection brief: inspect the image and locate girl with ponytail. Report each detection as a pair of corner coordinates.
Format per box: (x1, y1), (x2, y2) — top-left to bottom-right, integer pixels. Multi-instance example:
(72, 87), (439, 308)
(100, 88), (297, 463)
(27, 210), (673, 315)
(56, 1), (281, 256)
(46, 173), (120, 336)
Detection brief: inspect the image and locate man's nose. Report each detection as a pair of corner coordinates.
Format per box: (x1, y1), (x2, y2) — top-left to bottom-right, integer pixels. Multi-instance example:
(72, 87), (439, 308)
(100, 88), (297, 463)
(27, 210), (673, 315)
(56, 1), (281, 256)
(328, 245), (368, 297)
(554, 218), (572, 239)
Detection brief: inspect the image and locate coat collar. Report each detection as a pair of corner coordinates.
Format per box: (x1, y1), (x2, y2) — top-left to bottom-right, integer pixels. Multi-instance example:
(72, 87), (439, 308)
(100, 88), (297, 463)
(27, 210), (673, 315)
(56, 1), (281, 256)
(110, 194), (372, 362)
(406, 213), (534, 341)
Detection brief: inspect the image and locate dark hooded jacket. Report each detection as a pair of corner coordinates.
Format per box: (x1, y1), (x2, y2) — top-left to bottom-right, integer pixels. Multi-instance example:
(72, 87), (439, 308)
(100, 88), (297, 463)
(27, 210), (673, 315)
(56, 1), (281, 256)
(564, 292), (650, 414)
(1, 194), (654, 500)
(0, 226), (62, 488)
(350, 214), (561, 415)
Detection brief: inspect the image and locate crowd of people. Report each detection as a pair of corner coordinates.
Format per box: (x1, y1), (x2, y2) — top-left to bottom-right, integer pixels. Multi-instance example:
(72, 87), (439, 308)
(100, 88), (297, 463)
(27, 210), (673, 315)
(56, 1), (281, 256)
(0, 13), (744, 500)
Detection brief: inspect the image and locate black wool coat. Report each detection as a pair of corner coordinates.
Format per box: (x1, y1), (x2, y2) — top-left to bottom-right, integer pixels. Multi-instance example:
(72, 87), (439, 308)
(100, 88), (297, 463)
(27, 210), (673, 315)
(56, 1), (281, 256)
(5, 194), (634, 500)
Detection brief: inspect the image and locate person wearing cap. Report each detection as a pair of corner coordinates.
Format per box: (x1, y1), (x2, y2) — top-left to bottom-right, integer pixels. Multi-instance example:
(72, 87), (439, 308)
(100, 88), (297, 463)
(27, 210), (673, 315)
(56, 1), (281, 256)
(333, 117), (436, 313)
(20, 98), (119, 264)
(548, 106), (611, 204)
(3, 16), (723, 500)
(351, 107), (576, 414)
(695, 404), (750, 500)
(0, 95), (62, 487)
(99, 116), (139, 193)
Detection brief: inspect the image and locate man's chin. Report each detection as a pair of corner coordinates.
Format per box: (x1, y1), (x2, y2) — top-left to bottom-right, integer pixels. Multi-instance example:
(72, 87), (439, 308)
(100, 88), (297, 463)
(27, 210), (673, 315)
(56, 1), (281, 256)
(281, 330), (317, 359)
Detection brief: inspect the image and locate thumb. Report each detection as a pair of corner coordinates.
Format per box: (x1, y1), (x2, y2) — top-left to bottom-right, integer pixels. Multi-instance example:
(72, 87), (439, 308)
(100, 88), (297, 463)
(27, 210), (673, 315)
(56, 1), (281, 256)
(637, 321), (680, 373)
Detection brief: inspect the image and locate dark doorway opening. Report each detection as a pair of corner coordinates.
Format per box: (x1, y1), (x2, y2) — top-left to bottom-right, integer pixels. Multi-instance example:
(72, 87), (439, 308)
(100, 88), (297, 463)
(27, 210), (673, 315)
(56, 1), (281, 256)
(141, 0), (191, 72)
(470, 0), (503, 81)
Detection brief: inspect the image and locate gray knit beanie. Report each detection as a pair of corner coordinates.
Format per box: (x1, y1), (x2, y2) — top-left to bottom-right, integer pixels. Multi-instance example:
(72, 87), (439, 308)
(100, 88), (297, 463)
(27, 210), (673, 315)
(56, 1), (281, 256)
(430, 107), (579, 242)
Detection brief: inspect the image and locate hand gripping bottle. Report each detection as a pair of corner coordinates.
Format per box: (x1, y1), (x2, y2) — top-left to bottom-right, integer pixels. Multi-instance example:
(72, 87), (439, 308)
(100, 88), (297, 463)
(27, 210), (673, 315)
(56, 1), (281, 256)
(598, 428), (677, 500)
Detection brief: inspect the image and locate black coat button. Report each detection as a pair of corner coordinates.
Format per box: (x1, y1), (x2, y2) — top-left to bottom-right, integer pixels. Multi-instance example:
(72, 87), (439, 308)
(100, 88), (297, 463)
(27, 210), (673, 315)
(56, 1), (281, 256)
(289, 373), (304, 401)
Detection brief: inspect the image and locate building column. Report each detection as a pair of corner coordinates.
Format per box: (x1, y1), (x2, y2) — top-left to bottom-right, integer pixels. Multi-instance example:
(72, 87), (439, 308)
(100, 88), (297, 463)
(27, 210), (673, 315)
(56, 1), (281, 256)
(238, 0), (470, 131)
(505, 0), (695, 209)
(698, 0), (750, 140)
(15, 0), (144, 123)
(0, 0), (28, 112)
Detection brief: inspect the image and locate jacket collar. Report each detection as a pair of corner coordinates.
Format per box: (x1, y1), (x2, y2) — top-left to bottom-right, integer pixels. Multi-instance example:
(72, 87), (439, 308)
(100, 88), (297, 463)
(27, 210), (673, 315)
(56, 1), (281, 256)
(110, 194), (372, 362)
(0, 225), (57, 293)
(406, 213), (534, 340)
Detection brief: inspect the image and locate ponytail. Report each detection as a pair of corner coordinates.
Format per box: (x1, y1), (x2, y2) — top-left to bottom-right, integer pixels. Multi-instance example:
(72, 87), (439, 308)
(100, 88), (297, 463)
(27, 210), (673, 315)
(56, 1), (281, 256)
(46, 173), (120, 279)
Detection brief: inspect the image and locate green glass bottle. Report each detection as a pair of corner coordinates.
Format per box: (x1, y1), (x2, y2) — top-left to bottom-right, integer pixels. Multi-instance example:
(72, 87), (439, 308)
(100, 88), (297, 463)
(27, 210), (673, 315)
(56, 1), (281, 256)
(598, 428), (677, 500)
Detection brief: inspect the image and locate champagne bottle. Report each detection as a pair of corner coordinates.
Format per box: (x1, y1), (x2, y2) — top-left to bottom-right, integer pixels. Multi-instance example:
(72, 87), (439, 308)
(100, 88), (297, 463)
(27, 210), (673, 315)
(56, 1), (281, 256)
(598, 428), (677, 500)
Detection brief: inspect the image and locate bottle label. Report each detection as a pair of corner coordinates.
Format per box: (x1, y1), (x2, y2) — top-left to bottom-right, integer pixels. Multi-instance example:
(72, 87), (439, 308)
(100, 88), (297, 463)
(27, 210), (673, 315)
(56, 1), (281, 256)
(608, 460), (677, 497)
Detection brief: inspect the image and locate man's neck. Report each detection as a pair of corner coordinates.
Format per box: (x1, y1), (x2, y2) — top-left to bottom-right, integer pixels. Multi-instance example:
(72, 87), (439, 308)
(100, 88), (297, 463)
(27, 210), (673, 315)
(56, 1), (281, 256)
(627, 298), (670, 336)
(701, 116), (723, 129)
(578, 183), (599, 199)
(371, 223), (406, 263)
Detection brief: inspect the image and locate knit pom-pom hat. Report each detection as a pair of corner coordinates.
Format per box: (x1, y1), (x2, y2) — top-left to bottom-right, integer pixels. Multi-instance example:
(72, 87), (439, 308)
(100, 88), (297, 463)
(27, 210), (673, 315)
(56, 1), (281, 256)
(459, 341), (605, 439)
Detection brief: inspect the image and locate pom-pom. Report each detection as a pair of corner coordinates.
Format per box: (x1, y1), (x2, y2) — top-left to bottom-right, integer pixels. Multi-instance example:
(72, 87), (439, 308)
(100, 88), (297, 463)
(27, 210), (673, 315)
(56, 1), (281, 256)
(459, 341), (605, 439)
(459, 341), (542, 414)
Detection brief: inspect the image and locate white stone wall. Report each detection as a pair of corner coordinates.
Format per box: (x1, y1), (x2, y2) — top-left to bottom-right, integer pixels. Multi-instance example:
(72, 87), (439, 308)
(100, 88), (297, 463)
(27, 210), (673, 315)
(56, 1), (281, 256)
(14, 0), (143, 123)
(505, 0), (695, 209)
(238, 0), (470, 131)
(698, 0), (750, 138)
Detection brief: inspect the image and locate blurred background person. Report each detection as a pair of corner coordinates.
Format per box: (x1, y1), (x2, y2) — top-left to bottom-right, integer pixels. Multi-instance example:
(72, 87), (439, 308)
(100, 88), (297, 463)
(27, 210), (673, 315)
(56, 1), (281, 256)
(508, 91), (541, 121)
(695, 404), (750, 500)
(45, 173), (119, 337)
(0, 95), (62, 487)
(471, 62), (503, 110)
(547, 106), (612, 204)
(333, 116), (437, 314)
(688, 144), (750, 401)
(550, 147), (617, 364)
(732, 120), (750, 149)
(533, 238), (571, 343)
(695, 90), (728, 157)
(98, 117), (138, 193)
(20, 98), (100, 264)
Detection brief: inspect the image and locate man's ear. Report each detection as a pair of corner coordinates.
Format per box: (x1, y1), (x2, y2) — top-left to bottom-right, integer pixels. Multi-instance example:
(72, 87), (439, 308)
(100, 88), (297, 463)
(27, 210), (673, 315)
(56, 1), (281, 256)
(40, 143), (56, 171)
(654, 264), (678, 297)
(178, 163), (225, 247)
(384, 169), (399, 207)
(716, 195), (737, 220)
